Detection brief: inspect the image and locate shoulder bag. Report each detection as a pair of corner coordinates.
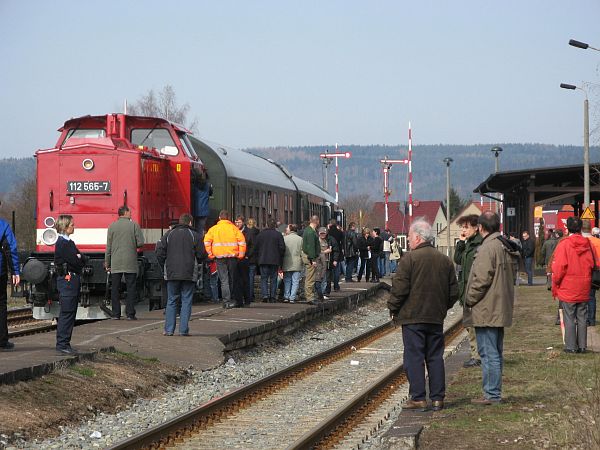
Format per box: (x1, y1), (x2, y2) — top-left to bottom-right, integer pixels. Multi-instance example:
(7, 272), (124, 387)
(587, 240), (600, 289)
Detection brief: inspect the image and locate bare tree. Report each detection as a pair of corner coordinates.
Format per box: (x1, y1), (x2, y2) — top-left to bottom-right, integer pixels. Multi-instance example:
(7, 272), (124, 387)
(0, 177), (37, 252)
(339, 193), (374, 229)
(128, 85), (198, 131)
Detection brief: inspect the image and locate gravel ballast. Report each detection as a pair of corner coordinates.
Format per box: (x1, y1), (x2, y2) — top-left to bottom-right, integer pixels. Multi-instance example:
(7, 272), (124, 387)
(14, 291), (460, 449)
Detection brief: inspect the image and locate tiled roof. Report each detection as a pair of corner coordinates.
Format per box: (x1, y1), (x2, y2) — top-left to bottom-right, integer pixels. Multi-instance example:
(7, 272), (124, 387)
(371, 200), (444, 234)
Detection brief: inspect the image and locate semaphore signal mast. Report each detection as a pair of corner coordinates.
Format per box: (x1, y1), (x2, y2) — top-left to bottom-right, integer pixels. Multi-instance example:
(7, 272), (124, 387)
(319, 143), (351, 203)
(379, 123), (414, 230)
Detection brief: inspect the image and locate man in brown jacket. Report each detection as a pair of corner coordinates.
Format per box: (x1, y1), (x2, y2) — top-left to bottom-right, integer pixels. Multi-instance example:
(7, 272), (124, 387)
(388, 220), (458, 412)
(465, 211), (520, 405)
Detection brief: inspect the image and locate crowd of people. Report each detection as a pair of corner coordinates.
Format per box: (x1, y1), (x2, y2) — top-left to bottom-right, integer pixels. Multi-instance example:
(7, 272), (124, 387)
(198, 211), (405, 311)
(1, 200), (597, 413)
(388, 210), (599, 412)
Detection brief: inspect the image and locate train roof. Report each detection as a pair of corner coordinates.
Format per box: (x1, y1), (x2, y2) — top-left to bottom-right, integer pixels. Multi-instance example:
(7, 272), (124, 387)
(192, 136), (336, 204)
(194, 138), (297, 190)
(292, 176), (336, 204)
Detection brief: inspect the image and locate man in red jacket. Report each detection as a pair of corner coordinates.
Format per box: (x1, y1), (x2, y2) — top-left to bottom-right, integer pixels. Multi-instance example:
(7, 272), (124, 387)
(552, 217), (594, 353)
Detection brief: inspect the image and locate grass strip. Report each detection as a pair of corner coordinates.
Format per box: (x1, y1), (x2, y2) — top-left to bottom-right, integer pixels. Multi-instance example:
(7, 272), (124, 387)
(419, 284), (600, 449)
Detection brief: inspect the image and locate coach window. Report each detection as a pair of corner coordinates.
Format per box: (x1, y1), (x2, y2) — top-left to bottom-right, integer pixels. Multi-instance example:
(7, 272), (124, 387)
(268, 192), (273, 215)
(131, 128), (177, 155)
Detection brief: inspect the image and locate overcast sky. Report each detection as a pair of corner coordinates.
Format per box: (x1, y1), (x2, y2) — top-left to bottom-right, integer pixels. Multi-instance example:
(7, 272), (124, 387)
(1, 0), (599, 158)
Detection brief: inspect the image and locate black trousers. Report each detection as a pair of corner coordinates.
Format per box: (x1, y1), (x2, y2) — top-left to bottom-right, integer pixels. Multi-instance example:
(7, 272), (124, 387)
(0, 272), (8, 346)
(56, 274), (80, 350)
(357, 255), (368, 281)
(111, 272), (137, 318)
(402, 323), (445, 401)
(234, 259), (250, 305)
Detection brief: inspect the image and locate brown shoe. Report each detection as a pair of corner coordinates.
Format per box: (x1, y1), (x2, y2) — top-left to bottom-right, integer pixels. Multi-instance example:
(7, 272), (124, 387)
(403, 399), (428, 410)
(432, 400), (444, 411)
(471, 397), (501, 405)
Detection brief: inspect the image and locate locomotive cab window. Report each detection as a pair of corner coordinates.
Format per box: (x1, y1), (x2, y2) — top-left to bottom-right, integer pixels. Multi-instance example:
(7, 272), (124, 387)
(63, 128), (106, 145)
(131, 128), (178, 155)
(179, 133), (200, 161)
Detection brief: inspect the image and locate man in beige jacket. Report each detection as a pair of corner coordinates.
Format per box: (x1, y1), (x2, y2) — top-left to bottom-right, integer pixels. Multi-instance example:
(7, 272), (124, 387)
(464, 211), (520, 405)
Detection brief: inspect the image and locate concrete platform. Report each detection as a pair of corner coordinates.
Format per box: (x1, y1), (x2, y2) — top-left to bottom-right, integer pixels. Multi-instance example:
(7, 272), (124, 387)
(1, 280), (388, 384)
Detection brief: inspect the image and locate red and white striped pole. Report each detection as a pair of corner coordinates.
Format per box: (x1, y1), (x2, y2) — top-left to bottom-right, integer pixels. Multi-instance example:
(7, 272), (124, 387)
(408, 122), (413, 225)
(335, 143), (339, 203)
(383, 165), (390, 229)
(380, 157), (409, 231)
(319, 147), (351, 204)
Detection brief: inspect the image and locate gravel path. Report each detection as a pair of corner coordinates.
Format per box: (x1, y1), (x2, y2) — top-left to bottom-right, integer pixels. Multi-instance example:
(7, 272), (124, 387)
(18, 292), (398, 450)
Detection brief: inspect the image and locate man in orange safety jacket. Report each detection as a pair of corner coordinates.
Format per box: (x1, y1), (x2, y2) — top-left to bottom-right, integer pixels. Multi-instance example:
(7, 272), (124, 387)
(204, 210), (246, 308)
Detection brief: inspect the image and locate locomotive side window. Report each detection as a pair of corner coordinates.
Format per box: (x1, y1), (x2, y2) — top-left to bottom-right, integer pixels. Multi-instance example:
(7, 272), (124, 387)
(63, 128), (106, 144)
(179, 133), (199, 160)
(131, 128), (178, 155)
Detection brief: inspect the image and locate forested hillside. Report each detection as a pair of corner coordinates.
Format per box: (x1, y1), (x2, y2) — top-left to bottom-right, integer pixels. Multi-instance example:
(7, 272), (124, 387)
(0, 158), (35, 197)
(0, 144), (596, 203)
(246, 143), (598, 202)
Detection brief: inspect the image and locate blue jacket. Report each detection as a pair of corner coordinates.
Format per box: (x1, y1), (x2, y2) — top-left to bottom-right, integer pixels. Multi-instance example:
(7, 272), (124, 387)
(0, 219), (20, 276)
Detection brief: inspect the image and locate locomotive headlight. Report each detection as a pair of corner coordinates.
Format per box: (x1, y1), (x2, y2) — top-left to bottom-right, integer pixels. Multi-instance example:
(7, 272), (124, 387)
(41, 228), (58, 246)
(44, 216), (55, 228)
(82, 158), (94, 171)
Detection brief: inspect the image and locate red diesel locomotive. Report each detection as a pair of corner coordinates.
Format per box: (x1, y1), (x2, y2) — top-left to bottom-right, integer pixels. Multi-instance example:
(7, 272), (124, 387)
(23, 113), (336, 319)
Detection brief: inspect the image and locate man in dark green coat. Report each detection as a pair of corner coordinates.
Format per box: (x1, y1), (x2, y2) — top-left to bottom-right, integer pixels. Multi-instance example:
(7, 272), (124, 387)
(453, 214), (483, 368)
(105, 205), (145, 320)
(301, 215), (321, 303)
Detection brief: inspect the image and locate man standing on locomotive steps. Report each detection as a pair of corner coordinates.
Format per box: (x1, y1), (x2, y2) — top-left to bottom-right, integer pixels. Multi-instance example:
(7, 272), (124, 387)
(204, 210), (246, 309)
(388, 220), (458, 412)
(0, 202), (20, 352)
(105, 205), (144, 320)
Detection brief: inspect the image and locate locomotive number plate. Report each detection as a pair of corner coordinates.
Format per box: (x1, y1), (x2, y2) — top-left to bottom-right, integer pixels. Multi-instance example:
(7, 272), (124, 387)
(66, 181), (111, 193)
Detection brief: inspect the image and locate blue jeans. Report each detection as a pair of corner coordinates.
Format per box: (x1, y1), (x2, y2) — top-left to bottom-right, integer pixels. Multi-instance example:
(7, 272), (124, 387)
(321, 270), (328, 295)
(260, 264), (278, 300)
(283, 271), (301, 302)
(475, 327), (504, 401)
(378, 254), (386, 277)
(524, 257), (534, 285)
(248, 264), (257, 301)
(390, 259), (397, 273)
(345, 256), (357, 281)
(165, 280), (194, 335)
(589, 289), (597, 325)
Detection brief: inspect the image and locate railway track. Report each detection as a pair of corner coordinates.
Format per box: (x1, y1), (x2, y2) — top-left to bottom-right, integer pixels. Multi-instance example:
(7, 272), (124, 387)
(7, 306), (56, 338)
(108, 318), (464, 450)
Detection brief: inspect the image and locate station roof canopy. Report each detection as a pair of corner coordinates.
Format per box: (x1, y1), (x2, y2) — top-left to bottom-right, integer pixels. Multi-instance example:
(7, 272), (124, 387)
(473, 162), (600, 205)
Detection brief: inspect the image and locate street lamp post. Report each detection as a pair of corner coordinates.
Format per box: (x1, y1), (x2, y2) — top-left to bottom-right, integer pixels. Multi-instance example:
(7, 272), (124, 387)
(560, 83), (590, 210)
(443, 157), (453, 256)
(491, 146), (503, 229)
(491, 146), (503, 173)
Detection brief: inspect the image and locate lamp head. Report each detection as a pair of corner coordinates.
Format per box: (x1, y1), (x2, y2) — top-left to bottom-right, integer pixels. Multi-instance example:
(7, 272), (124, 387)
(569, 39), (589, 50)
(560, 83), (577, 90)
(443, 157), (453, 166)
(491, 146), (503, 157)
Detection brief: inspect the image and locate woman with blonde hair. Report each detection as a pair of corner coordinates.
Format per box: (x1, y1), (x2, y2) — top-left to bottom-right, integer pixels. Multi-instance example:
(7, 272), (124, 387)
(54, 215), (85, 354)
